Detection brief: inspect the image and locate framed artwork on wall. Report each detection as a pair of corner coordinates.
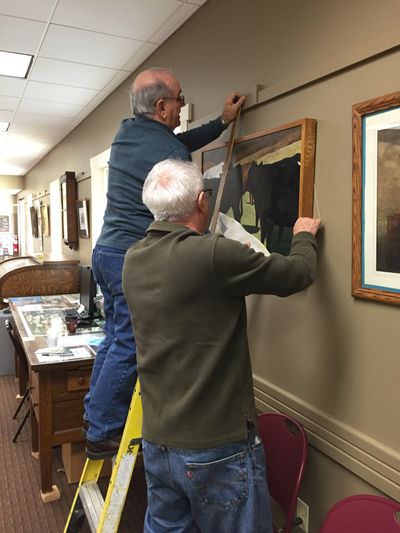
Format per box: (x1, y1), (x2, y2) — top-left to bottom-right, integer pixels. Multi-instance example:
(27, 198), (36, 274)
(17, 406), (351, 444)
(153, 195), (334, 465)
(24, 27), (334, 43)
(352, 90), (400, 305)
(201, 118), (316, 255)
(76, 199), (90, 238)
(40, 204), (50, 236)
(30, 206), (39, 238)
(0, 215), (9, 232)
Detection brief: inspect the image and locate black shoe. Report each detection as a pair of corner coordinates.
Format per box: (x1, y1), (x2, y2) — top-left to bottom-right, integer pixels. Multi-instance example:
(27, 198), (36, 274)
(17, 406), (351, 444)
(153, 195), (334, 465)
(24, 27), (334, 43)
(86, 434), (122, 460)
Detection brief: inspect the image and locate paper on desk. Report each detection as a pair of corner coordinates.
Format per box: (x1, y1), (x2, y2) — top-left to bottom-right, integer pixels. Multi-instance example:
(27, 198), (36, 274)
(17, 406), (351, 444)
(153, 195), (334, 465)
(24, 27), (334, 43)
(58, 332), (104, 347)
(35, 345), (94, 362)
(215, 212), (270, 256)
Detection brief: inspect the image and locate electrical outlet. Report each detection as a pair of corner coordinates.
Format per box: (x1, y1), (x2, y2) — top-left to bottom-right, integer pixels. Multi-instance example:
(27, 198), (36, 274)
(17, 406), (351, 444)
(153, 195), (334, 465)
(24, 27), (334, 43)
(296, 498), (309, 533)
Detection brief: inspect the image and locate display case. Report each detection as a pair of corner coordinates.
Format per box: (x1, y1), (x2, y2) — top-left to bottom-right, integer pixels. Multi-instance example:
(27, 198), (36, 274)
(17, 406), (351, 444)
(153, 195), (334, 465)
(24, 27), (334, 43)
(60, 171), (78, 250)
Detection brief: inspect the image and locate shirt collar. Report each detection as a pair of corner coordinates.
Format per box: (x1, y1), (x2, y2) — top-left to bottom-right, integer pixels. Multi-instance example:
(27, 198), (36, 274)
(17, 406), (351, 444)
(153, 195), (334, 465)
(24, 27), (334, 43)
(147, 220), (201, 236)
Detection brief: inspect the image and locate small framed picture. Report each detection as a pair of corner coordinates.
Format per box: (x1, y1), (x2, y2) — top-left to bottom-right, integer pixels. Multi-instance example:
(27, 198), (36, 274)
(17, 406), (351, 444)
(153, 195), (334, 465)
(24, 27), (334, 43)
(352, 90), (400, 305)
(76, 199), (90, 238)
(30, 206), (39, 238)
(40, 204), (50, 236)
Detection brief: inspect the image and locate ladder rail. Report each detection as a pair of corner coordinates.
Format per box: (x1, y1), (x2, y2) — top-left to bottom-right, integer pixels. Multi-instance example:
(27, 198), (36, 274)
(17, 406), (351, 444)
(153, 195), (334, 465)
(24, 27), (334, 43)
(64, 381), (143, 533)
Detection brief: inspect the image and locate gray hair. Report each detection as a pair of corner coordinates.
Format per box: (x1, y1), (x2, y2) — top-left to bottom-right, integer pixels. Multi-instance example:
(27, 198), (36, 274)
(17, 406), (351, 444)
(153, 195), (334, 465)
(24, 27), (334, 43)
(143, 160), (204, 221)
(130, 68), (174, 117)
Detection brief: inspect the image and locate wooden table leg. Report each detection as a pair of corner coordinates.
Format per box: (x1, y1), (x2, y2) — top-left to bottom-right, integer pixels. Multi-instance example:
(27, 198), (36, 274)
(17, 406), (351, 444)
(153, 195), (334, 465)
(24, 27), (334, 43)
(38, 372), (60, 502)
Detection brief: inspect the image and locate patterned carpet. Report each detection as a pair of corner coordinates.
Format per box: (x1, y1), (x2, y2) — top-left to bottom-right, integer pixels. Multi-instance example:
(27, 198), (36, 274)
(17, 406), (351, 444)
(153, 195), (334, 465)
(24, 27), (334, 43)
(0, 374), (147, 533)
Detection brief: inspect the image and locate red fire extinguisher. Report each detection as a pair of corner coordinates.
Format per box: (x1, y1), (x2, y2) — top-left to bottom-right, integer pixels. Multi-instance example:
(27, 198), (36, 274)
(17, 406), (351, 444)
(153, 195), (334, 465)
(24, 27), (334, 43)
(13, 235), (19, 255)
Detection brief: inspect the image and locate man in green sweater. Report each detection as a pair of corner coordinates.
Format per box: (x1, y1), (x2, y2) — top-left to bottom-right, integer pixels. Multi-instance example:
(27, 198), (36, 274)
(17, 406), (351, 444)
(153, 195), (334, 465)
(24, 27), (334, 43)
(122, 159), (320, 533)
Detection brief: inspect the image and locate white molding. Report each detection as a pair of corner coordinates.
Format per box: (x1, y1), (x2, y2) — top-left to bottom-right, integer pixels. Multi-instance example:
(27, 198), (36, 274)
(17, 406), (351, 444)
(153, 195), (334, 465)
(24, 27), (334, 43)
(90, 148), (110, 247)
(254, 374), (400, 501)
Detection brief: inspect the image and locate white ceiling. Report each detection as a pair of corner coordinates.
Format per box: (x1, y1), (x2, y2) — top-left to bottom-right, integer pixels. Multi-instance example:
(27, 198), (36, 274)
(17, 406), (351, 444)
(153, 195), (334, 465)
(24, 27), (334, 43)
(0, 0), (206, 176)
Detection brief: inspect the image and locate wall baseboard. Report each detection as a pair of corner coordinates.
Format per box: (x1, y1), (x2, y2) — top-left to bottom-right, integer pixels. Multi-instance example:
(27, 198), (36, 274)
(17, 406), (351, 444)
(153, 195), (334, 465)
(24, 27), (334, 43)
(254, 374), (400, 501)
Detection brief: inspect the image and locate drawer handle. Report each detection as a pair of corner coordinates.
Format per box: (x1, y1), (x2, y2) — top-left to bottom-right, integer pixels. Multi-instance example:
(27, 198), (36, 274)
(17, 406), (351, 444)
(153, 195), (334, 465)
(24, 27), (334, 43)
(78, 377), (85, 386)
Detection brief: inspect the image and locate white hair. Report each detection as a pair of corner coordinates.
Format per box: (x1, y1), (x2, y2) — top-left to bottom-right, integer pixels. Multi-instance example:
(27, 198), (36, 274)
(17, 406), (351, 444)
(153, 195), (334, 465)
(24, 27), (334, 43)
(143, 160), (204, 221)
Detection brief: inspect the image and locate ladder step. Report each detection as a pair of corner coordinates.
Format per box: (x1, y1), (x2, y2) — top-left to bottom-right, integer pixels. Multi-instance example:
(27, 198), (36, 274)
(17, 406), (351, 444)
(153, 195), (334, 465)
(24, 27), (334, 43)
(79, 481), (105, 533)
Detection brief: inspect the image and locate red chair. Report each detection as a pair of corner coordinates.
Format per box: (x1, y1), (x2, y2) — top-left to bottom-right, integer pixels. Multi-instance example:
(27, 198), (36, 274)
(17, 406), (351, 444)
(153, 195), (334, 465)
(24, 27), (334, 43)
(257, 412), (308, 533)
(320, 494), (400, 533)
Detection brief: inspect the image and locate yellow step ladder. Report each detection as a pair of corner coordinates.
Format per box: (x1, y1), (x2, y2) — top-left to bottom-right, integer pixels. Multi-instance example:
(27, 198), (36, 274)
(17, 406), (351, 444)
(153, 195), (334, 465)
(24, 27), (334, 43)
(64, 380), (143, 533)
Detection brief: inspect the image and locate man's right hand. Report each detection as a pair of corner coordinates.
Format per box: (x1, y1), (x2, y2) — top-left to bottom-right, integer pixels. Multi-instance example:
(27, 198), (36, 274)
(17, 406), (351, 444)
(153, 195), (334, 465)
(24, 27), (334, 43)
(221, 92), (245, 124)
(293, 217), (321, 236)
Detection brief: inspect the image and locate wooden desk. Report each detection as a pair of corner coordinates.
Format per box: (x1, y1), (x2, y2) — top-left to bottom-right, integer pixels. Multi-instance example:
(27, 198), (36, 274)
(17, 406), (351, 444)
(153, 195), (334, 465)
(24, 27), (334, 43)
(10, 296), (103, 502)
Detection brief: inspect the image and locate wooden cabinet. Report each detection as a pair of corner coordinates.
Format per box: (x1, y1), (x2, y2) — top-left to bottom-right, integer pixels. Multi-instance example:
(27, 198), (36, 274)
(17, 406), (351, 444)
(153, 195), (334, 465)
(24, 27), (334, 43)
(0, 255), (79, 299)
(60, 171), (78, 250)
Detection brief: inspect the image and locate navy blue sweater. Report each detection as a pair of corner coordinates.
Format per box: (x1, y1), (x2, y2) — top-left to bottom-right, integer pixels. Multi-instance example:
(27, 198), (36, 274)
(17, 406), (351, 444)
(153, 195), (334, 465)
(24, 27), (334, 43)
(97, 115), (225, 251)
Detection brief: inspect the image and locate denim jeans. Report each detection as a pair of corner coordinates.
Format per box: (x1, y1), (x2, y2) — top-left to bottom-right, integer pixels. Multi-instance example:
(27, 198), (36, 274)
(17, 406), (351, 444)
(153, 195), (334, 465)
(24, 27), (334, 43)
(142, 433), (273, 533)
(84, 244), (137, 442)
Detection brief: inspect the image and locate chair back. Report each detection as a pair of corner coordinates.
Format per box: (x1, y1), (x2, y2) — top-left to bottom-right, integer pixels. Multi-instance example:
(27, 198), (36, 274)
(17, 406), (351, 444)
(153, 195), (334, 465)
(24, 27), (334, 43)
(320, 494), (400, 533)
(257, 412), (308, 533)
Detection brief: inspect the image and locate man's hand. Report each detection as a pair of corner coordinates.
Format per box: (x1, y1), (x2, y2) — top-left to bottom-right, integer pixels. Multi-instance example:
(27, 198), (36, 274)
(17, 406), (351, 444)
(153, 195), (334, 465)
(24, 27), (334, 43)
(221, 92), (245, 124)
(293, 217), (321, 236)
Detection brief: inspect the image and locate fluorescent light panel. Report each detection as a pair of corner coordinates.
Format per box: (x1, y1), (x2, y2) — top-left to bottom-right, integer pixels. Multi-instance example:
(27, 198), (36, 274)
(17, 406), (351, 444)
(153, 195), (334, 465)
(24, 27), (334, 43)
(0, 122), (10, 132)
(0, 50), (33, 78)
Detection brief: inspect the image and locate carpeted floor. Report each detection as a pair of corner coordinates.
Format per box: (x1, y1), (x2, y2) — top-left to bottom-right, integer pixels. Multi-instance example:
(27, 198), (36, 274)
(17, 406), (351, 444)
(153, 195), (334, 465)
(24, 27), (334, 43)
(0, 374), (147, 533)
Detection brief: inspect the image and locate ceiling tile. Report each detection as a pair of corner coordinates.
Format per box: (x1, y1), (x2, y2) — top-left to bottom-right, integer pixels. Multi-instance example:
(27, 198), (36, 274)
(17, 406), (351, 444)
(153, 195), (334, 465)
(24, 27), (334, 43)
(0, 95), (20, 111)
(13, 112), (72, 128)
(1, 132), (49, 159)
(0, 14), (46, 54)
(40, 25), (144, 69)
(0, 76), (27, 97)
(150, 3), (198, 44)
(30, 57), (119, 89)
(122, 42), (158, 72)
(23, 81), (98, 106)
(101, 72), (131, 94)
(10, 122), (64, 140)
(19, 98), (82, 117)
(53, 0), (182, 41)
(0, 0), (56, 21)
(0, 160), (26, 175)
(0, 110), (14, 122)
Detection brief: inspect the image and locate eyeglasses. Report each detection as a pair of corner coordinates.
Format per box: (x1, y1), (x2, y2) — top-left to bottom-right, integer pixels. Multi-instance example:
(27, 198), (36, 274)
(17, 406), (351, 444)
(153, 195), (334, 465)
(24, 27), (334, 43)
(202, 188), (213, 198)
(162, 94), (185, 106)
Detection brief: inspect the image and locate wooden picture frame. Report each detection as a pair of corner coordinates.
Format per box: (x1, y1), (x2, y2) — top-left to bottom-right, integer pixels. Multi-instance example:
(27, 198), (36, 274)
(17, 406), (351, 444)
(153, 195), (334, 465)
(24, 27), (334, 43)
(30, 206), (39, 238)
(76, 199), (90, 238)
(0, 215), (9, 233)
(201, 118), (316, 255)
(40, 204), (50, 236)
(352, 90), (400, 305)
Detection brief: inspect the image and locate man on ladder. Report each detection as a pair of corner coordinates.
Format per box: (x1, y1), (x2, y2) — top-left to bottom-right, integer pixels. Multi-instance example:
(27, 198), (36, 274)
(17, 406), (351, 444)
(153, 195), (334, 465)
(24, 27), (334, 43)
(122, 159), (321, 532)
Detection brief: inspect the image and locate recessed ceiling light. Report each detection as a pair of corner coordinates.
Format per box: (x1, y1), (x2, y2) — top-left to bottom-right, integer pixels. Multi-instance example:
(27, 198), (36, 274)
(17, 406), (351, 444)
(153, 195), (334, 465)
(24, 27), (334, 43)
(0, 50), (33, 78)
(0, 121), (10, 132)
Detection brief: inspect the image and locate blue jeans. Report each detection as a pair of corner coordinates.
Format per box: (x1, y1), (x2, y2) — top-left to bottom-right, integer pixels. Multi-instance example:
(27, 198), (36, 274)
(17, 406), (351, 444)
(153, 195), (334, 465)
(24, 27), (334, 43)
(142, 434), (273, 533)
(84, 245), (137, 442)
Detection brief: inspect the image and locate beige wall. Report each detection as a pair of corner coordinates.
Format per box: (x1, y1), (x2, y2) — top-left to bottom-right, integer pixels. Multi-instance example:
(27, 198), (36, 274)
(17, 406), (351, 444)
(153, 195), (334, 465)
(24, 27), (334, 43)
(23, 0), (400, 529)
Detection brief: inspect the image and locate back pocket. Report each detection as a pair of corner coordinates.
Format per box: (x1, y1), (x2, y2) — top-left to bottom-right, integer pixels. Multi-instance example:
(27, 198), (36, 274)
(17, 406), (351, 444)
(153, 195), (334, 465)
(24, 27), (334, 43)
(186, 451), (248, 511)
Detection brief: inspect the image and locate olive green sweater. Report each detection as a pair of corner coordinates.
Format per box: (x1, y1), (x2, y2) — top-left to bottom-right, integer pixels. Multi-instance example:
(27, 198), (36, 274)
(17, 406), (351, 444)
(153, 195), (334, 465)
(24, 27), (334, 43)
(122, 221), (317, 448)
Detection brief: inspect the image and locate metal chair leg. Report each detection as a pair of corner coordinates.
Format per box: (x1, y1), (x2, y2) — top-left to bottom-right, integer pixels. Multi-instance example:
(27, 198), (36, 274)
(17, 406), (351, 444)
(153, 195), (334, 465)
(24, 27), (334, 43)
(13, 387), (30, 419)
(12, 408), (30, 443)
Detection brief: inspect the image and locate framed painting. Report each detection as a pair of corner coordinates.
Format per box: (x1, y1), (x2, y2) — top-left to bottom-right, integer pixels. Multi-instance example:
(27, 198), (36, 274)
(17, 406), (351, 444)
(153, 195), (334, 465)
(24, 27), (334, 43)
(30, 206), (39, 238)
(0, 215), (9, 232)
(76, 199), (90, 238)
(352, 90), (400, 305)
(201, 118), (316, 255)
(40, 204), (50, 236)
